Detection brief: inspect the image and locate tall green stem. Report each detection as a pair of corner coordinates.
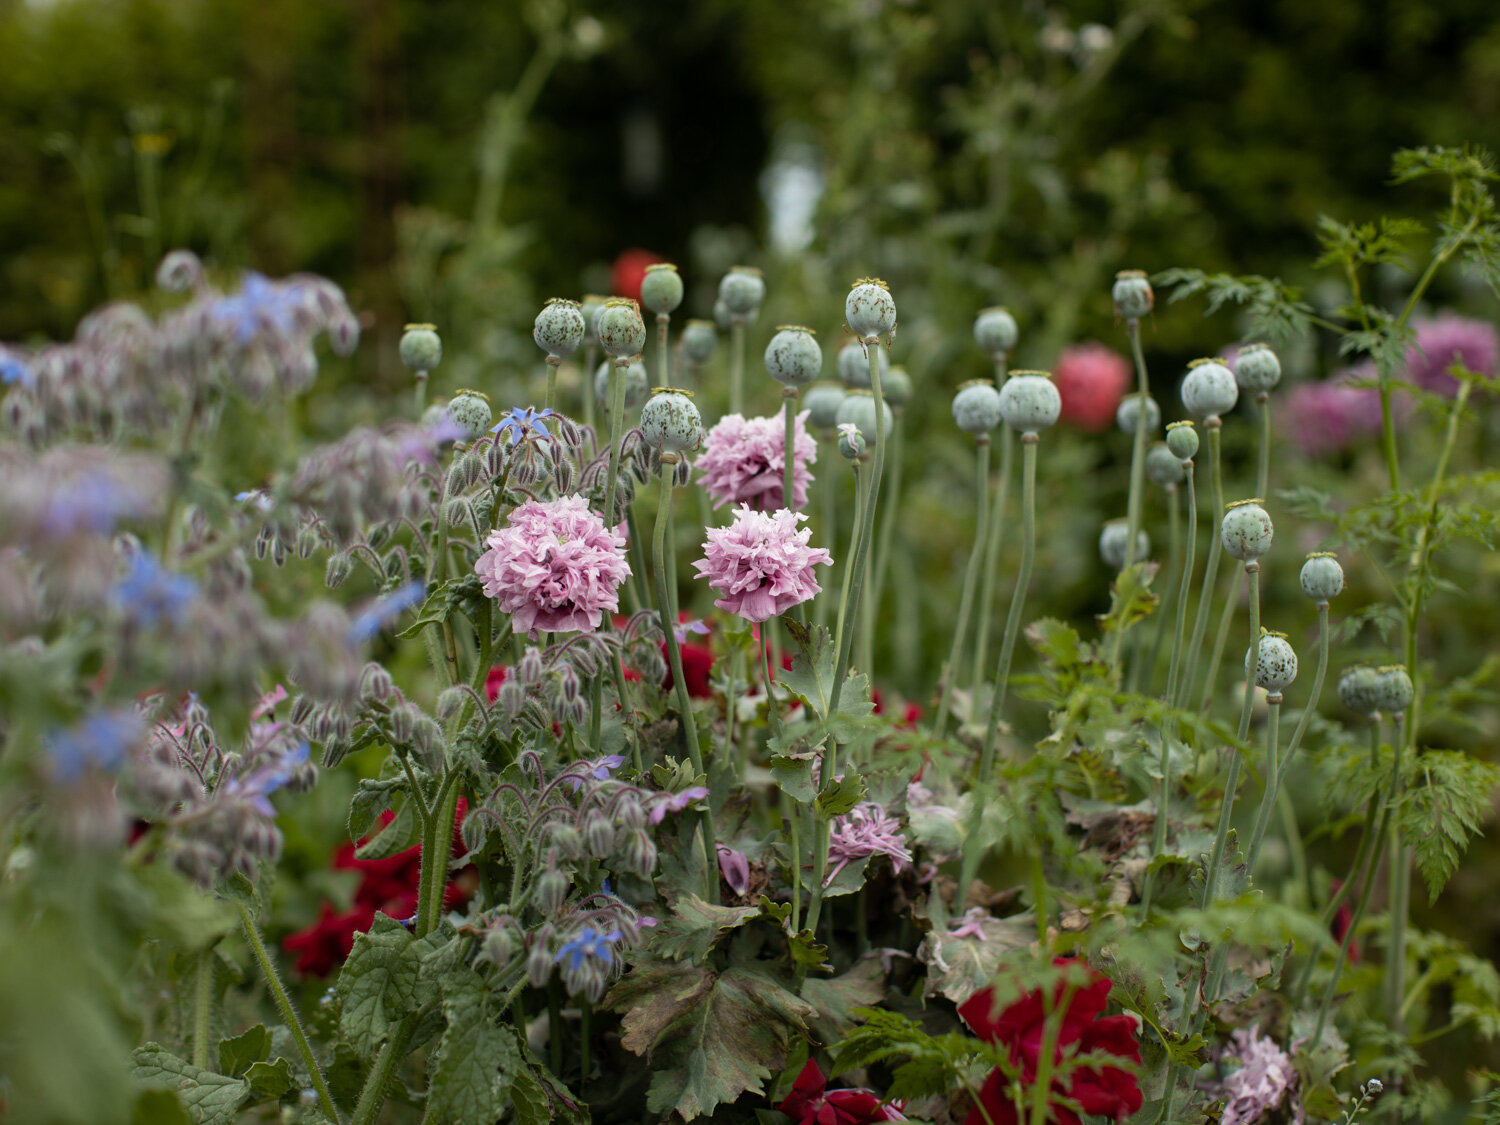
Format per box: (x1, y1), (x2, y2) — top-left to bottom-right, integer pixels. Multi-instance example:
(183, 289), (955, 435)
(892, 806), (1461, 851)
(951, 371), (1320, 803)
(603, 358), (628, 531)
(1139, 485), (1181, 694)
(1122, 321), (1150, 568)
(815, 433), (838, 631)
(544, 356), (560, 413)
(972, 359), (1013, 692)
(871, 409), (905, 617)
(935, 437), (992, 737)
(1177, 424), (1224, 709)
(729, 320), (746, 415)
(581, 343), (598, 441)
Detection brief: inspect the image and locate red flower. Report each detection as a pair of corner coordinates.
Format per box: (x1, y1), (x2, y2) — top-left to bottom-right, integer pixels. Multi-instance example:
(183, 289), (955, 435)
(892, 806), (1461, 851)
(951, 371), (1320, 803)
(484, 664), (509, 703)
(611, 248), (664, 302)
(1053, 343), (1131, 433)
(778, 1060), (906, 1125)
(284, 901), (378, 977)
(957, 959), (1142, 1125)
(666, 641), (715, 699)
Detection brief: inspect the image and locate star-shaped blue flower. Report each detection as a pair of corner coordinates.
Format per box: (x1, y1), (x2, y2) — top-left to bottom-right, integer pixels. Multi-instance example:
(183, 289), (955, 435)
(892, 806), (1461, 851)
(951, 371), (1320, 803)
(492, 406), (556, 445)
(553, 926), (622, 970)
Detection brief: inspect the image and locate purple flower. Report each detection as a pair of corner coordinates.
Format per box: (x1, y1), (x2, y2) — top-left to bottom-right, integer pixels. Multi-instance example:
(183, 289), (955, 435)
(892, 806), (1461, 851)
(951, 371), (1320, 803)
(825, 801), (912, 886)
(554, 925), (622, 970)
(45, 708), (143, 783)
(209, 271), (301, 347)
(1203, 1027), (1303, 1125)
(648, 786), (710, 825)
(717, 845), (751, 896)
(1407, 314), (1499, 396)
(475, 495), (631, 636)
(674, 618), (711, 644)
(110, 550), (198, 629)
(1281, 363), (1402, 458)
(492, 406), (556, 445)
(222, 741), (310, 818)
(347, 580), (426, 644)
(42, 474), (154, 538)
(697, 407), (817, 511)
(561, 755), (626, 794)
(693, 506), (832, 623)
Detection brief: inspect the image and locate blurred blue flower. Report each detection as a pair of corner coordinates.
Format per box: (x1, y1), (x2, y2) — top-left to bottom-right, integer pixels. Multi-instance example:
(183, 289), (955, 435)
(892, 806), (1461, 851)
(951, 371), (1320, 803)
(0, 354), (33, 389)
(210, 272), (300, 347)
(224, 741), (310, 817)
(492, 406), (555, 445)
(42, 475), (148, 538)
(553, 926), (621, 970)
(110, 551), (198, 628)
(562, 754), (625, 793)
(347, 580), (426, 644)
(45, 709), (143, 783)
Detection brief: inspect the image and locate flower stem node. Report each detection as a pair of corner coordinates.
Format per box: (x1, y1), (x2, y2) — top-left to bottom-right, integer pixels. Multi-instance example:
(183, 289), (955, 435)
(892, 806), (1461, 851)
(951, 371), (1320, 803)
(399, 323), (442, 373)
(1234, 343), (1283, 393)
(597, 298), (646, 358)
(1113, 269), (1154, 320)
(595, 360), (649, 413)
(1299, 552), (1344, 602)
(835, 390), (893, 449)
(1100, 518), (1150, 571)
(680, 319), (718, 364)
(845, 278), (897, 339)
(973, 306), (1018, 357)
(1338, 665), (1382, 716)
(1248, 629), (1298, 693)
(718, 266), (765, 319)
(640, 263), (685, 316)
(641, 388), (702, 455)
(1116, 392), (1160, 435)
(447, 389), (492, 441)
(837, 340), (889, 389)
(1221, 499), (1273, 563)
(1165, 419), (1199, 461)
(1182, 357), (1239, 421)
(952, 379), (1003, 435)
(764, 326), (823, 387)
(803, 382), (847, 429)
(998, 370), (1061, 433)
(1372, 665), (1414, 714)
(1146, 442), (1185, 488)
(533, 298), (586, 358)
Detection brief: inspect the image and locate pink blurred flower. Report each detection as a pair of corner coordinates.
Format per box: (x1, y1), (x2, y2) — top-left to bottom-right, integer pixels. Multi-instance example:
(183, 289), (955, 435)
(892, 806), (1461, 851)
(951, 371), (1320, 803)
(475, 495), (631, 636)
(1282, 362), (1406, 458)
(1053, 342), (1131, 432)
(693, 506), (831, 623)
(1407, 314), (1499, 395)
(697, 408), (816, 511)
(1203, 1027), (1303, 1125)
(825, 801), (912, 886)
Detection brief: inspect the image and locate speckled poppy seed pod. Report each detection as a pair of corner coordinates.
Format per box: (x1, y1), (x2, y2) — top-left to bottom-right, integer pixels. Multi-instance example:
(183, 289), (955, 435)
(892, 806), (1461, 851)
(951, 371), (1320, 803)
(1146, 442), (1185, 488)
(1300, 552), (1344, 602)
(1112, 270), (1154, 321)
(1338, 665), (1382, 715)
(1372, 665), (1414, 714)
(641, 388), (702, 455)
(1221, 499), (1273, 563)
(597, 298), (646, 358)
(1234, 343), (1282, 393)
(1100, 518), (1150, 570)
(845, 278), (897, 339)
(884, 365), (913, 407)
(681, 319), (717, 364)
(580, 295), (609, 346)
(1166, 419), (1199, 461)
(836, 389), (893, 449)
(1181, 357), (1239, 421)
(640, 263), (684, 316)
(974, 306), (1018, 357)
(399, 323), (442, 372)
(447, 388), (492, 441)
(953, 379), (1003, 435)
(1116, 393), (1161, 436)
(595, 360), (649, 411)
(533, 298), (586, 358)
(764, 326), (822, 387)
(1247, 629), (1298, 694)
(837, 339), (889, 389)
(718, 266), (765, 318)
(803, 382), (846, 429)
(998, 370), (1062, 433)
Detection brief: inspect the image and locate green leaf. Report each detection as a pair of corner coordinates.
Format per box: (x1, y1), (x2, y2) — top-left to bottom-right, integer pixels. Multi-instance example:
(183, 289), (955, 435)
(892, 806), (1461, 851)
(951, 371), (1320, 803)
(787, 929), (831, 972)
(348, 776), (404, 841)
(131, 1088), (194, 1125)
(816, 770), (867, 818)
(779, 621), (836, 720)
(423, 997), (523, 1125)
(801, 956), (886, 1042)
(607, 962), (815, 1122)
(770, 751), (819, 802)
(136, 864), (238, 952)
(917, 912), (1035, 1004)
(245, 1058), (297, 1101)
(653, 894), (762, 964)
(395, 575), (486, 638)
(510, 1060), (587, 1125)
(336, 914), (420, 1054)
(355, 799), (421, 860)
(217, 1024), (271, 1078)
(1399, 749), (1500, 902)
(1100, 561), (1159, 637)
(133, 1045), (251, 1125)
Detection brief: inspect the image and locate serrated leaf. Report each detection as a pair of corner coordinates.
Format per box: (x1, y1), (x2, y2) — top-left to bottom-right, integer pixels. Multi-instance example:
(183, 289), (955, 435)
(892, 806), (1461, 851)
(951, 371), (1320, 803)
(787, 929), (831, 971)
(821, 855), (870, 899)
(245, 1058), (297, 1101)
(423, 997), (522, 1125)
(654, 894), (762, 964)
(396, 577), (461, 639)
(1100, 561), (1159, 636)
(816, 771), (867, 818)
(779, 623), (836, 720)
(133, 1045), (251, 1125)
(336, 914), (419, 1054)
(348, 776), (403, 840)
(770, 753), (818, 802)
(217, 1024), (270, 1078)
(1399, 749), (1500, 902)
(355, 799), (421, 861)
(802, 956), (886, 1041)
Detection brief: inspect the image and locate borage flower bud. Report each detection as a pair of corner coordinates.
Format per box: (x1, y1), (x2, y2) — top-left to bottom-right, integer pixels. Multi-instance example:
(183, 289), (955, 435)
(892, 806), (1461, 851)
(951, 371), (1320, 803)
(836, 339), (889, 389)
(1300, 552), (1344, 602)
(1235, 344), (1282, 393)
(718, 266), (765, 319)
(641, 388), (702, 455)
(400, 323), (442, 373)
(998, 370), (1061, 434)
(1100, 518), (1150, 571)
(1112, 269), (1154, 320)
(835, 390), (893, 448)
(584, 813), (616, 858)
(325, 553), (354, 588)
(616, 794), (646, 832)
(765, 326), (822, 387)
(448, 389), (492, 441)
(1338, 665), (1381, 716)
(803, 382), (846, 429)
(533, 299), (586, 358)
(845, 278), (896, 339)
(621, 827), (658, 878)
(640, 263), (684, 316)
(482, 927), (515, 968)
(1166, 419), (1199, 461)
(1221, 499), (1273, 563)
(411, 715), (446, 773)
(595, 359), (650, 413)
(1146, 442), (1184, 488)
(952, 379), (1003, 435)
(526, 938), (555, 987)
(884, 365), (913, 408)
(974, 306), (1018, 357)
(548, 822), (584, 861)
(1372, 665), (1414, 714)
(1181, 358), (1238, 421)
(680, 319), (717, 364)
(1247, 629), (1298, 694)
(1116, 393), (1160, 436)
(597, 299), (646, 358)
(537, 860), (571, 913)
(435, 685), (468, 723)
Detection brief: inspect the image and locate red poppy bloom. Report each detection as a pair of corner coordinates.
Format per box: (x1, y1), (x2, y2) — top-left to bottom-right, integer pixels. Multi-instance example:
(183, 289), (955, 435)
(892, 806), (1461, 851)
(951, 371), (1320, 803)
(1053, 343), (1131, 433)
(778, 1060), (905, 1125)
(611, 249), (665, 302)
(957, 959), (1142, 1125)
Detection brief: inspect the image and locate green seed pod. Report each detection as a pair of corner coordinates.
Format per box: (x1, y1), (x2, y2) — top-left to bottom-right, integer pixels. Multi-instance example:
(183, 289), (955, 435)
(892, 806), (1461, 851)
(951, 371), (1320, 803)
(1181, 358), (1239, 420)
(399, 323), (442, 372)
(1300, 552), (1344, 602)
(580, 295), (609, 346)
(718, 266), (765, 318)
(1338, 665), (1382, 715)
(883, 365), (914, 407)
(846, 277), (897, 338)
(764, 325), (822, 387)
(1112, 270), (1154, 320)
(1221, 499), (1273, 562)
(597, 298), (646, 358)
(803, 381), (847, 429)
(837, 423), (866, 461)
(1165, 419), (1199, 461)
(837, 339), (889, 389)
(1146, 442), (1185, 487)
(974, 306), (1018, 357)
(595, 360), (649, 412)
(533, 298), (586, 358)
(640, 263), (684, 316)
(1247, 630), (1298, 693)
(952, 379), (1003, 435)
(447, 388), (492, 441)
(998, 370), (1061, 433)
(1372, 665), (1414, 713)
(1099, 518), (1150, 570)
(1116, 393), (1160, 436)
(1234, 343), (1282, 393)
(641, 388), (702, 454)
(836, 389), (893, 448)
(680, 319), (717, 364)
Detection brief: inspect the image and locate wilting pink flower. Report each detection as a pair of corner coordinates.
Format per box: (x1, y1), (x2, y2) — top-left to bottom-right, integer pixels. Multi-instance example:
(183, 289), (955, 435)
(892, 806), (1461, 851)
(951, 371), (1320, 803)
(697, 408), (816, 511)
(1407, 314), (1499, 395)
(825, 801), (912, 886)
(1203, 1027), (1303, 1125)
(475, 495), (631, 636)
(1053, 342), (1131, 432)
(694, 506), (831, 623)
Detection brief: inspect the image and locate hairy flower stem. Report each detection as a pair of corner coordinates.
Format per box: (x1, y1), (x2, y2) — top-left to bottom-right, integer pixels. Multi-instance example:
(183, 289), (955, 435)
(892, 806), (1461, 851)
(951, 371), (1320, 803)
(1122, 319), (1151, 569)
(958, 435), (1038, 896)
(417, 772), (462, 936)
(972, 357), (1013, 692)
(237, 902), (341, 1123)
(782, 390), (800, 517)
(653, 456), (716, 899)
(1177, 422), (1224, 710)
(935, 436), (992, 737)
(730, 320), (746, 415)
(192, 948), (213, 1069)
(352, 1013), (417, 1125)
(833, 466), (866, 666)
(1027, 979), (1079, 1125)
(544, 356), (561, 413)
(1205, 393), (1264, 712)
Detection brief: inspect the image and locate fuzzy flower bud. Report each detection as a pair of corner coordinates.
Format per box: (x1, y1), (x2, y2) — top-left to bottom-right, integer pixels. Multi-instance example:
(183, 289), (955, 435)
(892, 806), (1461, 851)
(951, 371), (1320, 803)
(640, 263), (684, 316)
(621, 828), (658, 878)
(1146, 442), (1185, 488)
(845, 278), (896, 339)
(1300, 552), (1344, 602)
(1166, 419), (1199, 461)
(411, 715), (446, 773)
(1100, 519), (1150, 571)
(537, 860), (571, 913)
(1247, 630), (1298, 694)
(1182, 358), (1239, 421)
(952, 379), (1003, 435)
(1234, 343), (1282, 393)
(1116, 393), (1160, 435)
(548, 822), (585, 861)
(448, 389), (493, 441)
(533, 299), (586, 358)
(1112, 269), (1154, 320)
(641, 388), (702, 455)
(803, 382), (847, 429)
(400, 324), (442, 373)
(482, 927), (515, 968)
(998, 370), (1061, 433)
(597, 299), (646, 358)
(718, 266), (765, 318)
(835, 390), (893, 448)
(584, 813), (617, 858)
(974, 306), (1018, 357)
(156, 249), (204, 293)
(764, 326), (822, 387)
(680, 319), (717, 364)
(1221, 499), (1273, 563)
(527, 938), (555, 988)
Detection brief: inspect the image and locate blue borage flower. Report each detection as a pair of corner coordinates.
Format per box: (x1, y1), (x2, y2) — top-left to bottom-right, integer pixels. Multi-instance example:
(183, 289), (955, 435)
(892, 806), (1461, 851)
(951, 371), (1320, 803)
(491, 406), (556, 445)
(553, 926), (622, 970)
(347, 580), (426, 644)
(45, 708), (143, 783)
(561, 754), (626, 794)
(42, 474), (150, 538)
(209, 271), (304, 347)
(222, 742), (310, 818)
(110, 550), (198, 629)
(0, 353), (33, 389)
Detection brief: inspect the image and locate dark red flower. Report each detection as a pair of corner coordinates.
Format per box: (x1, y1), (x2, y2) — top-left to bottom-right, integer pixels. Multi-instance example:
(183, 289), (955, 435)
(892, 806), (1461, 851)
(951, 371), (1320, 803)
(957, 959), (1142, 1125)
(484, 664), (509, 703)
(778, 1060), (906, 1125)
(1329, 880), (1360, 963)
(666, 641), (715, 699)
(284, 902), (378, 977)
(611, 249), (664, 302)
(1053, 343), (1131, 433)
